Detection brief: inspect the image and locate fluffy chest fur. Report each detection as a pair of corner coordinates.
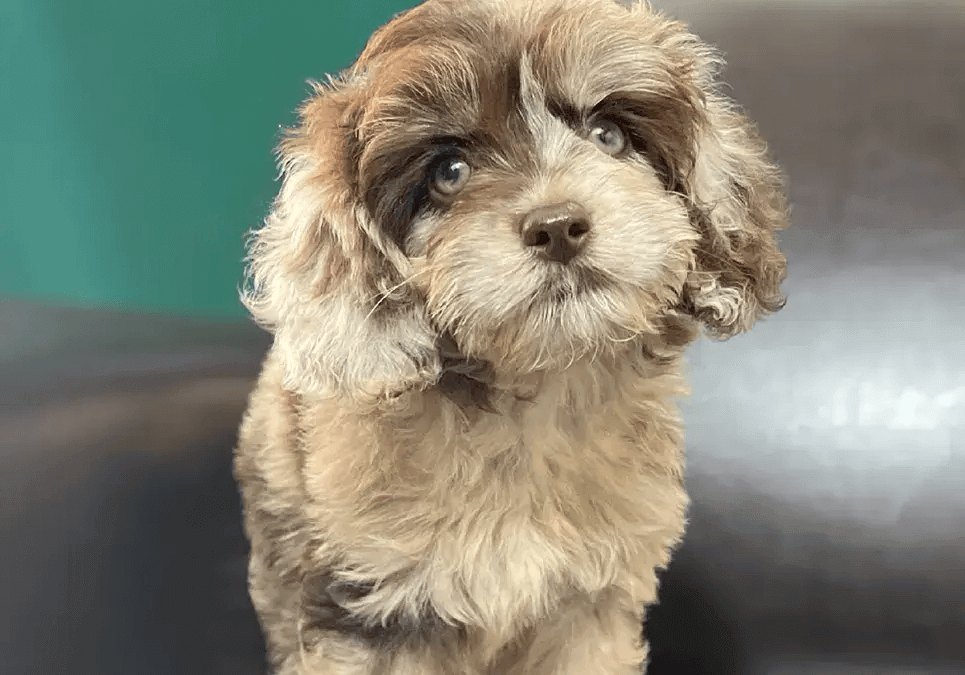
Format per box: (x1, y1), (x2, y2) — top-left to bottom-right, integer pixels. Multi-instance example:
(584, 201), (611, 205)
(287, 355), (689, 639)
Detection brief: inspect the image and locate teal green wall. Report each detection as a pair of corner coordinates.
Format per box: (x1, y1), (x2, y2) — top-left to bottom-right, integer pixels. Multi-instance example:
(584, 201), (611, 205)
(1, 0), (413, 317)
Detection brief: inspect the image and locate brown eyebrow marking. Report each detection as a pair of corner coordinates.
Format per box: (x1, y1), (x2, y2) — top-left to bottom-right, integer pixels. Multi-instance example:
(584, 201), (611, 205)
(545, 97), (585, 130)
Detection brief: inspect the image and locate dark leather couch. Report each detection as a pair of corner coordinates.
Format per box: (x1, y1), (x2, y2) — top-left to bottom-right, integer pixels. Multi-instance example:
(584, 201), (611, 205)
(2, 2), (962, 673)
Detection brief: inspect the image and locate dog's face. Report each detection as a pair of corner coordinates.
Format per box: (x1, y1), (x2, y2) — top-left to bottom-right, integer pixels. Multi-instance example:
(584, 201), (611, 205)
(244, 0), (789, 400)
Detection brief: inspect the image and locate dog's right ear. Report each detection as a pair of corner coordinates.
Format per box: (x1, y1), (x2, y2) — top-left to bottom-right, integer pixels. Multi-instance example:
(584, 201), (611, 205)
(242, 79), (442, 403)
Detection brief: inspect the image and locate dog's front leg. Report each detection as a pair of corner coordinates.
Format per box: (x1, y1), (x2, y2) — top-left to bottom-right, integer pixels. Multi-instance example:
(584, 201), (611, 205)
(501, 589), (648, 675)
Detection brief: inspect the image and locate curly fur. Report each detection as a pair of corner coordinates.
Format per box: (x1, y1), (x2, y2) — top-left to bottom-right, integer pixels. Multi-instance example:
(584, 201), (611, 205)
(235, 0), (789, 673)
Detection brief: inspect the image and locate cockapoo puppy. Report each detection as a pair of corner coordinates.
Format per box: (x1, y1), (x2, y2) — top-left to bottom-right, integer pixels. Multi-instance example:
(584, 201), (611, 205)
(235, 0), (789, 672)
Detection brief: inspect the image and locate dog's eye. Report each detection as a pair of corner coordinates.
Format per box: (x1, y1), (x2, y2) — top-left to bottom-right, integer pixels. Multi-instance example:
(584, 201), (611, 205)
(588, 119), (627, 156)
(430, 156), (472, 198)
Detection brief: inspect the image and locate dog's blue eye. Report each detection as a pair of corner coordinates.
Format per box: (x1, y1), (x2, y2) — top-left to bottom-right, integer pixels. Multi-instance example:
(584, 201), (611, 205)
(430, 157), (472, 197)
(589, 119), (627, 156)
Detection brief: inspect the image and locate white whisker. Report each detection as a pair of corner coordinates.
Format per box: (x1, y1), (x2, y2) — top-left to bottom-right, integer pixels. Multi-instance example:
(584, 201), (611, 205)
(363, 267), (431, 323)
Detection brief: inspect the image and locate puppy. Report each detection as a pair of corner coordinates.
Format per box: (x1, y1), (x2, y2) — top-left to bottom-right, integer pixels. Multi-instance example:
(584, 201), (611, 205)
(235, 0), (789, 672)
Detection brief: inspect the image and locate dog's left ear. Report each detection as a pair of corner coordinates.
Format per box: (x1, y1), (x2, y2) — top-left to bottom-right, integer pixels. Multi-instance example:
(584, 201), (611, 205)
(677, 87), (790, 338)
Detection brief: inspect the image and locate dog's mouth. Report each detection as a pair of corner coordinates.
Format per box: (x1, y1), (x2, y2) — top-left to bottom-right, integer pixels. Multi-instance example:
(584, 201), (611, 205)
(536, 263), (613, 303)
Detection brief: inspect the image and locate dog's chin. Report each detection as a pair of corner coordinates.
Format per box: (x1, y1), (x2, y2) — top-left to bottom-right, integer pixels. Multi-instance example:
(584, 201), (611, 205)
(444, 279), (663, 376)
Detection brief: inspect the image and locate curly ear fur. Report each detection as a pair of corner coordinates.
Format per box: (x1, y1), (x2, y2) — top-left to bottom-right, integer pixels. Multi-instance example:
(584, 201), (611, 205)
(679, 85), (789, 338)
(626, 8), (789, 338)
(242, 80), (442, 402)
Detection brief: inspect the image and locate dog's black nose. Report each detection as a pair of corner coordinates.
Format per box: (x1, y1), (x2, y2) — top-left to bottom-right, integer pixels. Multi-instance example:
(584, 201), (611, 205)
(520, 202), (592, 264)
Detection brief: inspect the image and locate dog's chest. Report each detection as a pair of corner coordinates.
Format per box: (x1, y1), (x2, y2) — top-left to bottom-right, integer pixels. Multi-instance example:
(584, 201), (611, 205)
(347, 411), (673, 631)
(304, 379), (687, 633)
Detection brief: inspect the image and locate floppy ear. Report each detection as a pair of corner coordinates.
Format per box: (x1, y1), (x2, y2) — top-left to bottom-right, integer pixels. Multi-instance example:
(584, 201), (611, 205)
(242, 80), (441, 401)
(678, 86), (790, 338)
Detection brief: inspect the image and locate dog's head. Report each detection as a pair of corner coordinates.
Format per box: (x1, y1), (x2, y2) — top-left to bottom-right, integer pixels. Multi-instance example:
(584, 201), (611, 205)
(243, 0), (789, 402)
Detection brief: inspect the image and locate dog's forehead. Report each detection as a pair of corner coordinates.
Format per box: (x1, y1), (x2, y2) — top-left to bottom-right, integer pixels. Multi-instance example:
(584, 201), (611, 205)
(354, 0), (682, 148)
